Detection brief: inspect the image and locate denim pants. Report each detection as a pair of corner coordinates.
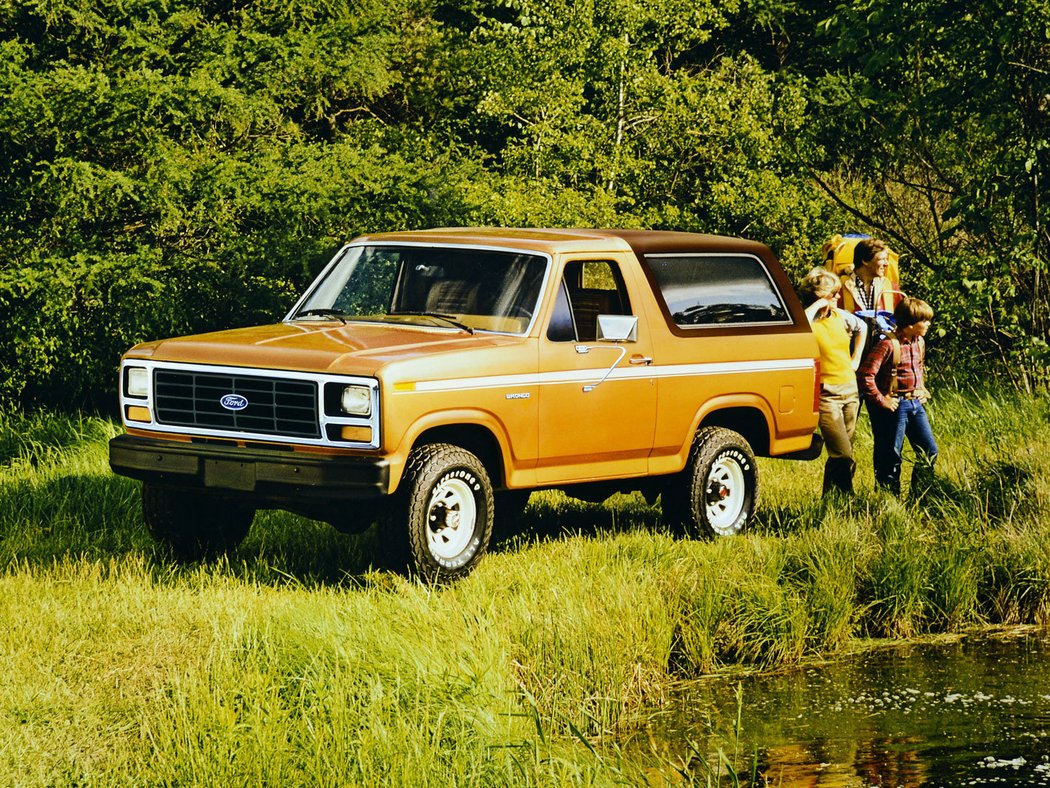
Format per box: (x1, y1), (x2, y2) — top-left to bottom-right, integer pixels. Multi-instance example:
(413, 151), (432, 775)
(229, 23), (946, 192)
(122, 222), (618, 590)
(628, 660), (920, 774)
(819, 382), (860, 494)
(866, 398), (938, 495)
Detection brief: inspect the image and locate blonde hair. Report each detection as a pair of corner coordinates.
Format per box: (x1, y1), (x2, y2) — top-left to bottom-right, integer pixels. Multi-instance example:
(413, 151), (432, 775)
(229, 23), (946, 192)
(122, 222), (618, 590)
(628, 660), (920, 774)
(798, 267), (841, 306)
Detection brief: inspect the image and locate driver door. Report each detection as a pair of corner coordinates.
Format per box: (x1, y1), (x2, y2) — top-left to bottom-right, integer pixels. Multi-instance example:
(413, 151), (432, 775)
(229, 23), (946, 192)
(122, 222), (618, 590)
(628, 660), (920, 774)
(536, 258), (657, 483)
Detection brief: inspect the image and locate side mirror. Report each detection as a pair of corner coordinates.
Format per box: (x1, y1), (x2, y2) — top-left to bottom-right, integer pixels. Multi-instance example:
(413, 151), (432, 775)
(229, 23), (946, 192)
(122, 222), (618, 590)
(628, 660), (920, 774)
(596, 314), (638, 343)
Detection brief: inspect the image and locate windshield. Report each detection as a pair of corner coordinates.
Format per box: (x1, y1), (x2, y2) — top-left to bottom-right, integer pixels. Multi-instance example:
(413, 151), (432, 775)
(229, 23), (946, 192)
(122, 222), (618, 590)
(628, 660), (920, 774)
(291, 244), (549, 334)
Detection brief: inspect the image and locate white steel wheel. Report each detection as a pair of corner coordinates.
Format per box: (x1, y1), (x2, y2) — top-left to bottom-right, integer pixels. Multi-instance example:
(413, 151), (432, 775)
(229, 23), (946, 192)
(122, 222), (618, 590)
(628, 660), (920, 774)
(383, 442), (494, 582)
(426, 476), (478, 560)
(662, 426), (759, 539)
(704, 455), (748, 535)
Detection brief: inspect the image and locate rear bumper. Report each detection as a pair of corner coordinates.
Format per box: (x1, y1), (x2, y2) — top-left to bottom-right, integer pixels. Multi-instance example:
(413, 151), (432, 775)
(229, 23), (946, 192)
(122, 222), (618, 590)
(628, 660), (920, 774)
(109, 434), (390, 502)
(774, 432), (824, 462)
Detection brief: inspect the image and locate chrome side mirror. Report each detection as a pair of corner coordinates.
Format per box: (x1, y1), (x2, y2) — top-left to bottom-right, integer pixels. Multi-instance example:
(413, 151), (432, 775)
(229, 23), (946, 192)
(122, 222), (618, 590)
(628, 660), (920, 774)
(596, 314), (638, 343)
(574, 315), (638, 392)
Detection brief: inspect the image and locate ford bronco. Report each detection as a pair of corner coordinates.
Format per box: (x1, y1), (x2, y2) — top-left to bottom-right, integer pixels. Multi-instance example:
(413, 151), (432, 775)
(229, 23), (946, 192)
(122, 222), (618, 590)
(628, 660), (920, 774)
(110, 228), (820, 579)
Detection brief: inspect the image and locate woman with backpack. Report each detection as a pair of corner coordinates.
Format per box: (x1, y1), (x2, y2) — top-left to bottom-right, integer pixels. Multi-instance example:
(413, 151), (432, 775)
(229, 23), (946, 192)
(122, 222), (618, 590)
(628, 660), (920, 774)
(858, 297), (938, 496)
(799, 267), (868, 495)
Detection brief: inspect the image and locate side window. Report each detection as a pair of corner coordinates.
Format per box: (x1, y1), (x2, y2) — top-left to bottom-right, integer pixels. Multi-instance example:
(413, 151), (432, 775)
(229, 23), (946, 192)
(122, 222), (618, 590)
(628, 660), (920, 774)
(546, 260), (632, 342)
(644, 254), (789, 327)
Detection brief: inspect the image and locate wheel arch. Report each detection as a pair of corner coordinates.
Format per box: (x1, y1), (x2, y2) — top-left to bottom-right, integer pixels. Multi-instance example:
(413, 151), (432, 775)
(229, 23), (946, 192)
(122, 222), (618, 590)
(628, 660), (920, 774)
(389, 412), (512, 493)
(696, 400), (773, 458)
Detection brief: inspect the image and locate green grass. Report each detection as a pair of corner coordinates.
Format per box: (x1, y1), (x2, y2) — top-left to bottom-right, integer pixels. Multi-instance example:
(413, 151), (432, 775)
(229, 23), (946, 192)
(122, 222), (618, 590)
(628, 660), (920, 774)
(0, 389), (1048, 784)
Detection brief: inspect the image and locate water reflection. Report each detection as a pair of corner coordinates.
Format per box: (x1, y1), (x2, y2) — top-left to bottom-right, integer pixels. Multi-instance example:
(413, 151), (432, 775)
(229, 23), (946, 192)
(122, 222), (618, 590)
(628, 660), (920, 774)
(649, 630), (1050, 786)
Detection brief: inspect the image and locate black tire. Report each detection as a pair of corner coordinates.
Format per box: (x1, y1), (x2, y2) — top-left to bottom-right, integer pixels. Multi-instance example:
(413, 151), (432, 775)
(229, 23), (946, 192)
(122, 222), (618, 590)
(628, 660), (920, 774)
(380, 443), (494, 581)
(662, 427), (759, 539)
(142, 484), (254, 561)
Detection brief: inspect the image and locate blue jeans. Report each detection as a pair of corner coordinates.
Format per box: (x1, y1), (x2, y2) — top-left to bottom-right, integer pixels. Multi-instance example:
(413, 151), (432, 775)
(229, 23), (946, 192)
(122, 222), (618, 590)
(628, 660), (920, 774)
(866, 398), (938, 495)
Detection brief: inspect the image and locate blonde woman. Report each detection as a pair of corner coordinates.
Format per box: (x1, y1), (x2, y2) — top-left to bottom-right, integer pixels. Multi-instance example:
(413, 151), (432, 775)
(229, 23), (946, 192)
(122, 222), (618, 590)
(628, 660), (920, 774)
(799, 267), (868, 494)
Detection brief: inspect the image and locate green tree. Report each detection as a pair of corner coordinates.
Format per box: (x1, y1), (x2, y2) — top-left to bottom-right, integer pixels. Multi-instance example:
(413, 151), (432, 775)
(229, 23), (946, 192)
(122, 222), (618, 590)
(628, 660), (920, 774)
(802, 0), (1050, 386)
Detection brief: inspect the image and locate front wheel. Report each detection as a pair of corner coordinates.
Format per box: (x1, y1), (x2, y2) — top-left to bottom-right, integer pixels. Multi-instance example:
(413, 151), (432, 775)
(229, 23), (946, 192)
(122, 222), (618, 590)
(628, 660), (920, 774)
(381, 443), (494, 581)
(142, 484), (254, 561)
(662, 427), (759, 538)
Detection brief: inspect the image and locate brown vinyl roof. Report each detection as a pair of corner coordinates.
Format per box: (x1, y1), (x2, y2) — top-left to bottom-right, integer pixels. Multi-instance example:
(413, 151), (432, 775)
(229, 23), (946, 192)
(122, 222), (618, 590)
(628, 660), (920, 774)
(355, 227), (774, 259)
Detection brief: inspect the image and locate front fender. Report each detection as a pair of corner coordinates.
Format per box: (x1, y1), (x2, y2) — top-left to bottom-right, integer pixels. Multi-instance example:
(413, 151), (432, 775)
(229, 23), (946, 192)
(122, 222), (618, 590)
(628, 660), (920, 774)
(385, 409), (529, 493)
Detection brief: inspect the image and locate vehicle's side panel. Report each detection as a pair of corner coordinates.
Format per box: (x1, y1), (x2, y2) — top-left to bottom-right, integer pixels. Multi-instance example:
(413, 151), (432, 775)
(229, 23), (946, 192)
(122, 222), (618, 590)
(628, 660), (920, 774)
(646, 331), (818, 464)
(619, 245), (818, 469)
(378, 340), (540, 492)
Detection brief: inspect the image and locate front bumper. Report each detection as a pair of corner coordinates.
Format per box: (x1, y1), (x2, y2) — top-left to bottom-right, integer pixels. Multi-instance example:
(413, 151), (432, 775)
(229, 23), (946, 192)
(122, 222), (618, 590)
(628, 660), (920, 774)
(109, 434), (389, 502)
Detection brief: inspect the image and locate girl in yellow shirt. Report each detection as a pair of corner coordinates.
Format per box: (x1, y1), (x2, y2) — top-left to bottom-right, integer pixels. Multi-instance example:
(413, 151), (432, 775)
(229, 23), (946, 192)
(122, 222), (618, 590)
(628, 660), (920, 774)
(799, 268), (868, 494)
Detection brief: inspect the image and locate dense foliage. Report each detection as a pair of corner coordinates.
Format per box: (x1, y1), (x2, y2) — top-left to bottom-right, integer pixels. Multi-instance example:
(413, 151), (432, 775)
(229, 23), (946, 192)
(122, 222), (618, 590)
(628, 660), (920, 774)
(0, 0), (1047, 408)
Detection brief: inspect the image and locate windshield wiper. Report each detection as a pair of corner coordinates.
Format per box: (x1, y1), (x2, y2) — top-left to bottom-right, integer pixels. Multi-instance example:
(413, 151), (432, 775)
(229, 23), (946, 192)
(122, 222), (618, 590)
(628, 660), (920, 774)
(293, 308), (348, 324)
(385, 311), (474, 334)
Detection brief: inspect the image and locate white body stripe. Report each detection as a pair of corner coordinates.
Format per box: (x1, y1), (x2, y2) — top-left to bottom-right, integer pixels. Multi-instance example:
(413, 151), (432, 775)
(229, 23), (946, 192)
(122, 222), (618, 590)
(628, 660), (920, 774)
(407, 358), (814, 392)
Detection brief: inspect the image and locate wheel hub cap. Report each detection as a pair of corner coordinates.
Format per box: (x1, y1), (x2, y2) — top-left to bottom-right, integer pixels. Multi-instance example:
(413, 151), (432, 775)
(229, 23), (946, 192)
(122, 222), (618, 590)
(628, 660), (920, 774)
(705, 457), (747, 534)
(426, 477), (476, 560)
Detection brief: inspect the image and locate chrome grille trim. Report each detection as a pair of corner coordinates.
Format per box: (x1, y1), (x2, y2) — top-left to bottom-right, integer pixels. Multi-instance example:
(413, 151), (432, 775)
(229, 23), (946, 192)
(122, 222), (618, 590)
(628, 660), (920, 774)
(153, 369), (320, 438)
(118, 360), (380, 449)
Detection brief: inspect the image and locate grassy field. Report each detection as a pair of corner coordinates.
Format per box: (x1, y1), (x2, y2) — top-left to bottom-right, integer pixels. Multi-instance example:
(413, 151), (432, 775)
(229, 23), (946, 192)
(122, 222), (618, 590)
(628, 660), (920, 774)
(1, 390), (1048, 785)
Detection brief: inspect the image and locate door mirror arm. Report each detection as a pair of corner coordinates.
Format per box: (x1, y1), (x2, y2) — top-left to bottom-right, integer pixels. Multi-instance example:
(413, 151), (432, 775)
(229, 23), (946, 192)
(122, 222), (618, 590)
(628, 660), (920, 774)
(574, 344), (628, 392)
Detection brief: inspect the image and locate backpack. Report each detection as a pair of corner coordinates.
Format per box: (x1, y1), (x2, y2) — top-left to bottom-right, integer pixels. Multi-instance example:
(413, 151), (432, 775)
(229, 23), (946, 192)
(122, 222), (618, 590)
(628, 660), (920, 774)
(855, 308), (896, 357)
(885, 334), (926, 398)
(822, 233), (901, 289)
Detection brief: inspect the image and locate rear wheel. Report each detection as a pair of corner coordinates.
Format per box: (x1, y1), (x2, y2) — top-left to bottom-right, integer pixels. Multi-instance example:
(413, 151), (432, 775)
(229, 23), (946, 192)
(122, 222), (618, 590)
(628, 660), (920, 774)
(142, 484), (254, 560)
(662, 427), (758, 538)
(381, 443), (494, 581)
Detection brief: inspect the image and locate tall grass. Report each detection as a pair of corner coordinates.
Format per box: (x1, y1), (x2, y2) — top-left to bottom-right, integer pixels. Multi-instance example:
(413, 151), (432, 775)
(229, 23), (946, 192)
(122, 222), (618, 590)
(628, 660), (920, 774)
(0, 389), (1047, 784)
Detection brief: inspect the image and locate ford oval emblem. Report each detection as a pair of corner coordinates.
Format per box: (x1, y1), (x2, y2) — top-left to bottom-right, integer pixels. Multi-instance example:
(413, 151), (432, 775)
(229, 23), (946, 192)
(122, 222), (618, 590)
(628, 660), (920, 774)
(220, 394), (249, 411)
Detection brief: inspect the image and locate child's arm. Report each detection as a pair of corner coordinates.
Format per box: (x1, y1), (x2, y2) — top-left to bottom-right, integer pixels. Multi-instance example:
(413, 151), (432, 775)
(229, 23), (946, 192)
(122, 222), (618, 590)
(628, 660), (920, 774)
(804, 298), (832, 323)
(838, 309), (868, 371)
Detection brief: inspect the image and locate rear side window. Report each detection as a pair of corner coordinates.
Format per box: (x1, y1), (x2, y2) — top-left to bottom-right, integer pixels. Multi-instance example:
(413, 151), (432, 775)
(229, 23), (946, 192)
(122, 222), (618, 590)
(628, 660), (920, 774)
(644, 254), (789, 327)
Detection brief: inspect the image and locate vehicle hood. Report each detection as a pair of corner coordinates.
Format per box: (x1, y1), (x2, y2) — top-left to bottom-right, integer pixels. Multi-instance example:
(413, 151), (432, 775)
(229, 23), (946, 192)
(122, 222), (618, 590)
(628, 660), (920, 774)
(129, 321), (523, 376)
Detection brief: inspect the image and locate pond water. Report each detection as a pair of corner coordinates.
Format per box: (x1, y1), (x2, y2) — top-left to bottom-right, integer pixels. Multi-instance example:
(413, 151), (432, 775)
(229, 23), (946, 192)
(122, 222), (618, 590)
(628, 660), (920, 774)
(651, 630), (1050, 786)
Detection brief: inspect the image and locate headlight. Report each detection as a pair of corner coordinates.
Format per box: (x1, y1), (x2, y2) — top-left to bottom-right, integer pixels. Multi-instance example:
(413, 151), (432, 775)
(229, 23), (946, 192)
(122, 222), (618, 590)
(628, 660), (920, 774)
(340, 385), (372, 416)
(125, 367), (149, 398)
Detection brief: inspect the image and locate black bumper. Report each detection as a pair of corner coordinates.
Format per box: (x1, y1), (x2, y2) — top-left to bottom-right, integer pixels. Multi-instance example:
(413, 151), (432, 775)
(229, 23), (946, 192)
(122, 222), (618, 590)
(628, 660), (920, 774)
(109, 434), (389, 503)
(775, 432), (825, 462)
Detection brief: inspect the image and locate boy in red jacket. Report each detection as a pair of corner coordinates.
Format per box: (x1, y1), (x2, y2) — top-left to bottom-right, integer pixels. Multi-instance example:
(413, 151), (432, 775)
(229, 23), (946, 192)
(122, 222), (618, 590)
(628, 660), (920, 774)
(858, 297), (937, 495)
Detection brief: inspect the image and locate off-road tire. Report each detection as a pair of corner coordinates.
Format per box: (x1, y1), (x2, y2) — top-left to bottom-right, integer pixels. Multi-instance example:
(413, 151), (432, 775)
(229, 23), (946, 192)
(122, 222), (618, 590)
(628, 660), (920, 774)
(380, 443), (494, 582)
(661, 427), (759, 539)
(142, 483), (254, 561)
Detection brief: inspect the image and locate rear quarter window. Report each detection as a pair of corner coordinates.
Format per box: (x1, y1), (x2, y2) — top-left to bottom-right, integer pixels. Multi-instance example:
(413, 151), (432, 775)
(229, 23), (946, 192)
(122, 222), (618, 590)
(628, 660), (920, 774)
(643, 253), (790, 328)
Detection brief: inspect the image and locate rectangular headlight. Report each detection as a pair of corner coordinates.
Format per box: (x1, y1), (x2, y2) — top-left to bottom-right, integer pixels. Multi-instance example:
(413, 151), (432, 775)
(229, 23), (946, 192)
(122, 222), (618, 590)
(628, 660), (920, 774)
(340, 385), (371, 416)
(125, 367), (149, 398)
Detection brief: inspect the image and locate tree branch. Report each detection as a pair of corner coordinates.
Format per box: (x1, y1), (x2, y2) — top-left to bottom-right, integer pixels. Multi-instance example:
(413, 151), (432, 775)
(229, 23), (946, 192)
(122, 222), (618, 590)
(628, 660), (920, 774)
(792, 145), (931, 268)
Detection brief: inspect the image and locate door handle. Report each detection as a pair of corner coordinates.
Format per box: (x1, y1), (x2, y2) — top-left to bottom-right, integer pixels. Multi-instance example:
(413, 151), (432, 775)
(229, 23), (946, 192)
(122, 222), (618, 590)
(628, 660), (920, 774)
(629, 356), (653, 365)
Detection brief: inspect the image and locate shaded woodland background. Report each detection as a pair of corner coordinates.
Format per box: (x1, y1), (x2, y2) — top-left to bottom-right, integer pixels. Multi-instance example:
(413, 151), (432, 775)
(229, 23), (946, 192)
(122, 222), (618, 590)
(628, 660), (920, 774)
(0, 0), (1047, 409)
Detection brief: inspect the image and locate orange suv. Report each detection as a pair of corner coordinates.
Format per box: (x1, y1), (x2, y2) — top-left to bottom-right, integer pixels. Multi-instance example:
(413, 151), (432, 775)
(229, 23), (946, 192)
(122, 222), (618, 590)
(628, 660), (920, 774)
(110, 228), (820, 579)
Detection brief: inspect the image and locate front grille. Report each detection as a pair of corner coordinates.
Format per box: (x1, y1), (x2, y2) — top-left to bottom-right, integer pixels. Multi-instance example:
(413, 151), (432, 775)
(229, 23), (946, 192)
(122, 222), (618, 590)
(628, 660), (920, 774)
(154, 369), (320, 439)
